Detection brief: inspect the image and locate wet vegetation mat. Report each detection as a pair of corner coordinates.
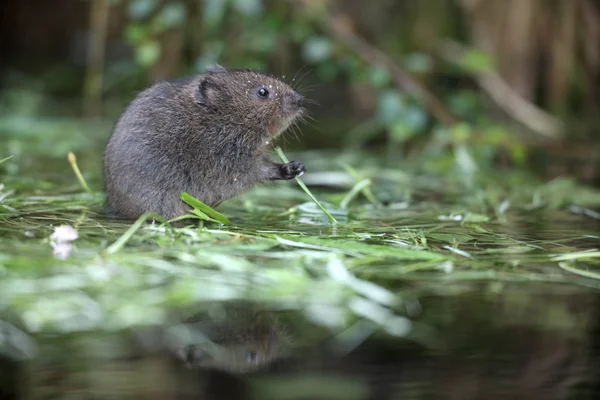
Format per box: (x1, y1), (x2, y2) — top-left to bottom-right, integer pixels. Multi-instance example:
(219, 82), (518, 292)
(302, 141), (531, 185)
(1, 148), (600, 399)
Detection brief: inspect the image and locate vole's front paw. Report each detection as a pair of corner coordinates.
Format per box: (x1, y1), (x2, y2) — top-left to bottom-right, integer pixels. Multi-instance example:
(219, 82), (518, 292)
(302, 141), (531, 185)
(280, 160), (306, 180)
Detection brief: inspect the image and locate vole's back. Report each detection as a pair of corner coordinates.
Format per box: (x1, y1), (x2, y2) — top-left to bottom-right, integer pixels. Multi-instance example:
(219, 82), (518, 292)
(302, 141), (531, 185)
(104, 80), (194, 219)
(103, 66), (306, 221)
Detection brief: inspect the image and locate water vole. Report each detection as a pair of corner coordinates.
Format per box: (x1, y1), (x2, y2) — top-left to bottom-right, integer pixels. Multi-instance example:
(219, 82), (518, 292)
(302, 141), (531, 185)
(103, 65), (306, 220)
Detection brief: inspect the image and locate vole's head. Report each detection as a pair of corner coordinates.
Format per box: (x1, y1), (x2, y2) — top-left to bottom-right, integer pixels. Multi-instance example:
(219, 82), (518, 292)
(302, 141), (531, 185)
(194, 65), (304, 139)
(176, 307), (291, 373)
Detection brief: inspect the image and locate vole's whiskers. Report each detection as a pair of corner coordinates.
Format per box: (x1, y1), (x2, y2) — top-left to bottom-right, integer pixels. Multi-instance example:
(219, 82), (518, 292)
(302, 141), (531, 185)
(291, 65), (307, 87)
(302, 98), (320, 107)
(294, 83), (322, 94)
(294, 118), (308, 142)
(291, 67), (313, 92)
(280, 133), (289, 146)
(291, 123), (301, 142)
(298, 113), (317, 128)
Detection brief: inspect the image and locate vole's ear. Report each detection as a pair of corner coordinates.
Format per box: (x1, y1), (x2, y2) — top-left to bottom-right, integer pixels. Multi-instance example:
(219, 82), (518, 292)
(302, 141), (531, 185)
(196, 76), (219, 106)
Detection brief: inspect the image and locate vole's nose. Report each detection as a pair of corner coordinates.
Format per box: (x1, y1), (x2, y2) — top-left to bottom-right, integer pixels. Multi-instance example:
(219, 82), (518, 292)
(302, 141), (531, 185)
(293, 92), (304, 107)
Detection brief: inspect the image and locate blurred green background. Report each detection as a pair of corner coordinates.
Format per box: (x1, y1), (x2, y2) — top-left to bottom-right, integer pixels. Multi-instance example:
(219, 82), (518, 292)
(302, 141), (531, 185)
(0, 0), (599, 186)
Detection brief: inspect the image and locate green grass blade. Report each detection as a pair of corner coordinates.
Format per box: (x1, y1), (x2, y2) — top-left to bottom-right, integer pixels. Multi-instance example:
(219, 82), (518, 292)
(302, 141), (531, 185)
(180, 192), (231, 225)
(275, 146), (338, 225)
(105, 212), (167, 254)
(191, 208), (221, 223)
(0, 155), (14, 165)
(558, 261), (600, 280)
(551, 250), (600, 261)
(340, 178), (372, 209)
(341, 163), (379, 204)
(67, 152), (93, 195)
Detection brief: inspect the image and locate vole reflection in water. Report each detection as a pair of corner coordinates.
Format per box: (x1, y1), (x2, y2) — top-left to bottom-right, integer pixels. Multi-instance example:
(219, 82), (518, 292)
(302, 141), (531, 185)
(173, 306), (291, 374)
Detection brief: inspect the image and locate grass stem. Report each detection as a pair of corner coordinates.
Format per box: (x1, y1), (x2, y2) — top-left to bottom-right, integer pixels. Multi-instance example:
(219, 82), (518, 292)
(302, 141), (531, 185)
(67, 152), (93, 195)
(275, 147), (338, 224)
(0, 155), (14, 165)
(105, 212), (167, 254)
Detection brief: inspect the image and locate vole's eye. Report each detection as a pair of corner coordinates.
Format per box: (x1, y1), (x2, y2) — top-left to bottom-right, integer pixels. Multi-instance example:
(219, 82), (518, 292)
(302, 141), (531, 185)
(257, 87), (270, 98)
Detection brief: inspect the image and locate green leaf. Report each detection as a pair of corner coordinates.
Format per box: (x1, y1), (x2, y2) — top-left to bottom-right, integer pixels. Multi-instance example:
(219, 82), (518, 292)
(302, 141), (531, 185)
(449, 123), (472, 142)
(135, 41), (161, 67)
(191, 208), (220, 223)
(377, 90), (405, 124)
(154, 1), (186, 31)
(303, 36), (332, 63)
(180, 192), (231, 225)
(460, 49), (494, 73)
(403, 53), (433, 73)
(390, 122), (417, 143)
(404, 105), (428, 130)
(125, 24), (147, 45)
(367, 67), (390, 87)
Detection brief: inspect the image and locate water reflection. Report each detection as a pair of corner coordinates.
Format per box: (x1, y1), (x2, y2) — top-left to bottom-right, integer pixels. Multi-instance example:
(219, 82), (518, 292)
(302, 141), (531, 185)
(171, 304), (292, 373)
(1, 288), (599, 399)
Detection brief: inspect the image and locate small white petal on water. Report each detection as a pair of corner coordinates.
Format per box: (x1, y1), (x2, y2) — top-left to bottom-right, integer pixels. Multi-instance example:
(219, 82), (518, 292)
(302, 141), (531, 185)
(50, 225), (78, 242)
(49, 225), (78, 259)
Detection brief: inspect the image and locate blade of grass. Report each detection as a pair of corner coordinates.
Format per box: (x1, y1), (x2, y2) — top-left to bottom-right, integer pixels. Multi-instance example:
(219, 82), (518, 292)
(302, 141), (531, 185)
(442, 246), (473, 258)
(0, 155), (14, 165)
(180, 192), (230, 225)
(275, 236), (361, 256)
(340, 178), (372, 209)
(558, 261), (600, 280)
(105, 212), (167, 254)
(341, 163), (379, 204)
(166, 213), (208, 225)
(275, 147), (338, 224)
(191, 208), (220, 223)
(551, 250), (600, 261)
(67, 152), (93, 195)
(164, 214), (197, 224)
